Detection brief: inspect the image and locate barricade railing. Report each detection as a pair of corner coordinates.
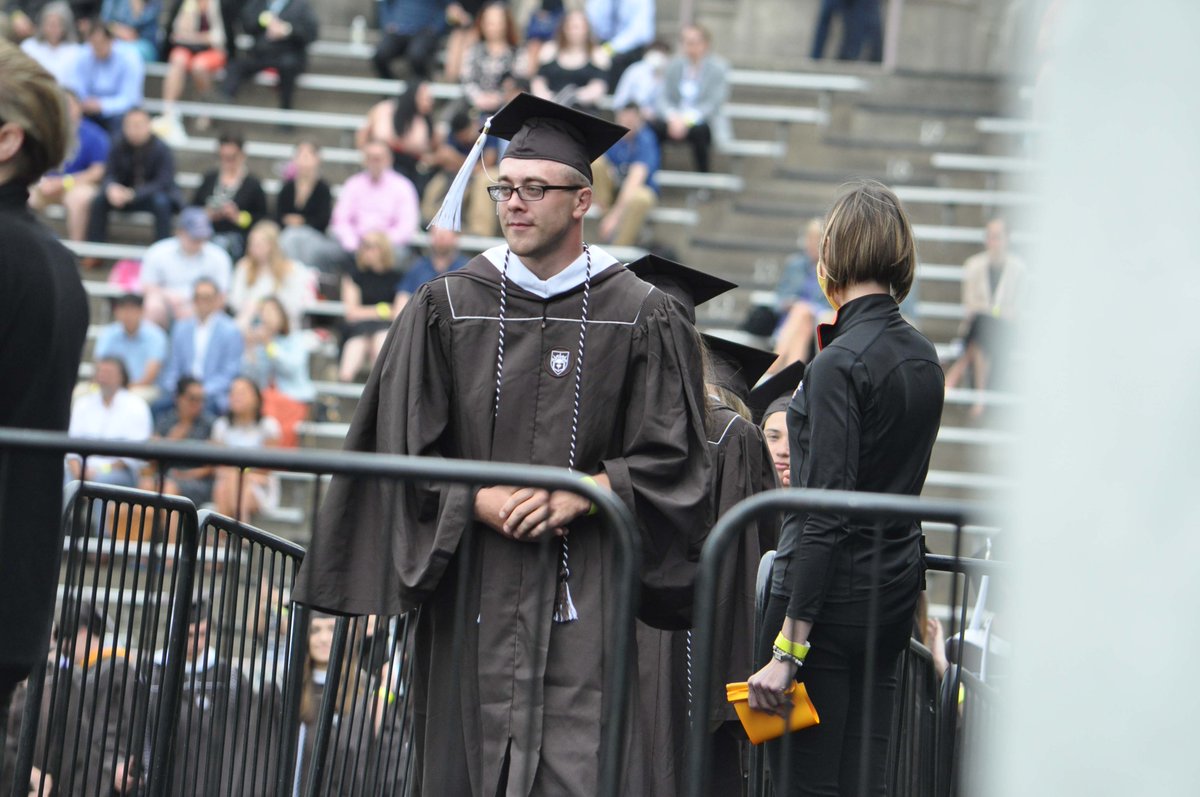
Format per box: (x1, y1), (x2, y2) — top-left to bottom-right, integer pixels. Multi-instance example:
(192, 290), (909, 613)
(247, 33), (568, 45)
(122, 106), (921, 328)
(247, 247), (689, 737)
(13, 481), (200, 797)
(0, 428), (641, 797)
(687, 488), (1002, 797)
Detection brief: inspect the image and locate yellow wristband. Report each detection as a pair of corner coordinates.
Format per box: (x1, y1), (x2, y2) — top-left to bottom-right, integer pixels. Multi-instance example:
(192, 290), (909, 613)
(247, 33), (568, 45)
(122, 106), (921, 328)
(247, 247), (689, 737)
(774, 632), (810, 661)
(62, 174), (76, 191)
(259, 11), (272, 26)
(376, 685), (396, 705)
(580, 475), (599, 517)
(237, 210), (252, 228)
(266, 341), (279, 358)
(376, 302), (390, 320)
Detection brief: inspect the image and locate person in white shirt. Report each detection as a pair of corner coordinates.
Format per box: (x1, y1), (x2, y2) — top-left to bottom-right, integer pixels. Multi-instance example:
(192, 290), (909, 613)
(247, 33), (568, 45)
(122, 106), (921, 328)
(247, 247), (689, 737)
(19, 2), (81, 86)
(66, 357), (153, 490)
(141, 207), (234, 328)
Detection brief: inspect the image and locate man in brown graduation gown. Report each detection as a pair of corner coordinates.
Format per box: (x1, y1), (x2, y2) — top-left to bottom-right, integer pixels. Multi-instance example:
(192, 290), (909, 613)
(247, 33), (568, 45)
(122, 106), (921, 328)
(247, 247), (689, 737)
(293, 94), (711, 796)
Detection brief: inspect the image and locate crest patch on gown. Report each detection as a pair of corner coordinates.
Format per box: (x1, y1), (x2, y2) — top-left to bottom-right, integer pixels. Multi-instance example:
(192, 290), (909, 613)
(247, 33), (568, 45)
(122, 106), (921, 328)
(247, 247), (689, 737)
(548, 348), (571, 377)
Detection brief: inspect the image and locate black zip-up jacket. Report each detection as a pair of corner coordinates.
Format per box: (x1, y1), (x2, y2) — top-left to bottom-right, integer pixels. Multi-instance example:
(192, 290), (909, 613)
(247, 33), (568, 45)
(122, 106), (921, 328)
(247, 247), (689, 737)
(770, 293), (944, 625)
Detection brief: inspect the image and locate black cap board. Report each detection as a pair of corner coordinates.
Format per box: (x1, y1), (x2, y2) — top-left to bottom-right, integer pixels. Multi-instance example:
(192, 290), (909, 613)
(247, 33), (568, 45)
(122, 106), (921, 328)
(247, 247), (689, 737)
(749, 359), (806, 425)
(628, 254), (737, 324)
(701, 333), (779, 404)
(489, 92), (628, 183)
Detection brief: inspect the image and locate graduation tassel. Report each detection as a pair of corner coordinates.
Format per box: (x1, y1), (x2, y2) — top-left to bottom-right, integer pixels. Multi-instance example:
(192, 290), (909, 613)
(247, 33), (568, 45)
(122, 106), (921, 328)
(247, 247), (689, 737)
(427, 116), (493, 232)
(553, 537), (578, 624)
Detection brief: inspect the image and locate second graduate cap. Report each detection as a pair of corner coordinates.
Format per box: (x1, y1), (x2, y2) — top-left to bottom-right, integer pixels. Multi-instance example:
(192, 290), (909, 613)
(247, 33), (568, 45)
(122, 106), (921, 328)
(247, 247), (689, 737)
(702, 333), (779, 404)
(628, 254), (737, 324)
(428, 93), (628, 231)
(748, 359), (806, 425)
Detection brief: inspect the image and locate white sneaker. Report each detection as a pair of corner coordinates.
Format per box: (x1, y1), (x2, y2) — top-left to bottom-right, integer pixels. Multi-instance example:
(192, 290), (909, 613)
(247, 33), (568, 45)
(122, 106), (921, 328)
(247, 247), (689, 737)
(152, 113), (188, 146)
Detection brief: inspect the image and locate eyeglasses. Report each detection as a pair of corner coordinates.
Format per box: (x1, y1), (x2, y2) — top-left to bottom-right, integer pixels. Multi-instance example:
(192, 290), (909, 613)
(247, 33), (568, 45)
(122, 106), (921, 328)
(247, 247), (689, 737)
(487, 184), (585, 202)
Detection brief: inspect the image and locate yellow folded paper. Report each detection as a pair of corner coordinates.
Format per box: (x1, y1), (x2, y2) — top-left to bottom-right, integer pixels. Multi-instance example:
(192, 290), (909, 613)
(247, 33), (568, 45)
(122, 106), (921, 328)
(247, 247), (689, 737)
(726, 681), (820, 745)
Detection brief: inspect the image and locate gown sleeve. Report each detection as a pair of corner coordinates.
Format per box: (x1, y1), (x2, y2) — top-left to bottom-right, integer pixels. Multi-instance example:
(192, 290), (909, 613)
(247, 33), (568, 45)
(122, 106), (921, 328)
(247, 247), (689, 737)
(293, 286), (477, 616)
(602, 299), (712, 629)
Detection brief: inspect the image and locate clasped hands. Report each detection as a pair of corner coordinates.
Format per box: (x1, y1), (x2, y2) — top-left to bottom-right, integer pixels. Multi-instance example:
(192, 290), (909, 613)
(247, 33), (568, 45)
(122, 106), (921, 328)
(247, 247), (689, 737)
(474, 474), (609, 541)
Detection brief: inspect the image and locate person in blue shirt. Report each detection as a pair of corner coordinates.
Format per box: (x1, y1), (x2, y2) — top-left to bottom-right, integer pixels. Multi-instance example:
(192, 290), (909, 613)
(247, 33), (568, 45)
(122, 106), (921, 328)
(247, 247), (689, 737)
(392, 226), (468, 316)
(68, 21), (144, 135)
(770, 217), (833, 372)
(372, 0), (447, 81)
(99, 0), (161, 62)
(591, 102), (659, 246)
(29, 90), (109, 241)
(94, 292), (169, 398)
(586, 0), (655, 84)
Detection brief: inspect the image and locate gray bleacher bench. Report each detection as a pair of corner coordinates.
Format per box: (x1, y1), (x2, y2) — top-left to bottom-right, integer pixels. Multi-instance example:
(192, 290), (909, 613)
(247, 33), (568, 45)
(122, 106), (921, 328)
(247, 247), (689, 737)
(930, 152), (1039, 174)
(975, 117), (1043, 136)
(893, 185), (1036, 208)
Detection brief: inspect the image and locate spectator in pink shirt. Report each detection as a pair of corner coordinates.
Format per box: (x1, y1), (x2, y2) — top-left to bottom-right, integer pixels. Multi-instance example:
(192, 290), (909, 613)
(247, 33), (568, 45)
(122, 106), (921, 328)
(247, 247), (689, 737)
(325, 139), (420, 273)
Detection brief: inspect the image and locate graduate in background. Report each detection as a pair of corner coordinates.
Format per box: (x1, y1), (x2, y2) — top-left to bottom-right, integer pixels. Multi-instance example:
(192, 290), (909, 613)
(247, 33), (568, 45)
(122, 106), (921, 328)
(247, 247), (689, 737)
(293, 94), (711, 796)
(629, 255), (784, 796)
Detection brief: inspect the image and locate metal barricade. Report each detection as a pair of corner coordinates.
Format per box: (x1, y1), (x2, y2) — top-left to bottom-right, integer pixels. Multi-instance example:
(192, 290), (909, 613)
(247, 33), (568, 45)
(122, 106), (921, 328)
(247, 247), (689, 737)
(11, 481), (200, 797)
(687, 488), (999, 797)
(0, 428), (640, 797)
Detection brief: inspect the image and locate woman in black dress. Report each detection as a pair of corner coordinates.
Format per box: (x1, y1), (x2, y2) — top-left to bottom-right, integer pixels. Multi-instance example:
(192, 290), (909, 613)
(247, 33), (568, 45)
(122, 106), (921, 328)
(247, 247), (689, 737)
(747, 180), (945, 796)
(531, 9), (609, 111)
(338, 230), (403, 382)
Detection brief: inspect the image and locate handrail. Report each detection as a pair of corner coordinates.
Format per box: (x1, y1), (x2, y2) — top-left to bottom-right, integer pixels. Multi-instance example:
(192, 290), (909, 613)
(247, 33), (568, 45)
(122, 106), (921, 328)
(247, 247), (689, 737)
(0, 427), (643, 797)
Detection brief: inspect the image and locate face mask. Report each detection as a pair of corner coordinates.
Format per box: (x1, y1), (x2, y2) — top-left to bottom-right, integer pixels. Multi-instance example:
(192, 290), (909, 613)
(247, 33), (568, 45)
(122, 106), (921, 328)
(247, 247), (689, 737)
(817, 266), (840, 311)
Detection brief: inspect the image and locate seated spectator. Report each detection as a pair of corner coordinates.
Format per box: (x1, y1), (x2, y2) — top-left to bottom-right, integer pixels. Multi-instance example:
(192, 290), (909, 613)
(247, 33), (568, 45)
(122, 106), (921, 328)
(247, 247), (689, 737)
(532, 10), (609, 111)
(229, 219), (314, 333)
(67, 20), (143, 134)
(612, 40), (669, 123)
(139, 375), (215, 506)
(158, 277), (243, 415)
(155, 0), (227, 144)
(140, 207), (233, 326)
(419, 109), (499, 237)
(338, 231), (401, 382)
(441, 0), (479, 82)
(327, 140), (420, 272)
(220, 0), (317, 111)
(94, 292), (168, 399)
(242, 295), (314, 447)
(518, 0), (563, 74)
(371, 0), (445, 81)
(1, 0), (42, 41)
(393, 227), (467, 316)
(65, 356), (152, 490)
(28, 89), (108, 241)
(591, 102), (659, 247)
(84, 107), (178, 247)
(98, 0), (160, 62)
(191, 131), (268, 259)
(944, 218), (1026, 417)
(460, 2), (518, 114)
(586, 0), (654, 85)
(276, 140), (337, 269)
(652, 23), (728, 173)
(211, 376), (280, 520)
(19, 1), (81, 84)
(356, 80), (434, 193)
(765, 218), (832, 372)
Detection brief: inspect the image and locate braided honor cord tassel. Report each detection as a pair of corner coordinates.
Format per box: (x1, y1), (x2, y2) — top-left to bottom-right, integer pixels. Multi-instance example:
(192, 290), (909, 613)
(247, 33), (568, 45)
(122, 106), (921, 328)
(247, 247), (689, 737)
(554, 245), (593, 624)
(493, 250), (511, 418)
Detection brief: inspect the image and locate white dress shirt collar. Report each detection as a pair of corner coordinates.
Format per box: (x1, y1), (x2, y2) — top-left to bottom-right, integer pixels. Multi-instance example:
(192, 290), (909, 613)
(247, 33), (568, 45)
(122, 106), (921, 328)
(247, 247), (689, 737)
(482, 244), (620, 299)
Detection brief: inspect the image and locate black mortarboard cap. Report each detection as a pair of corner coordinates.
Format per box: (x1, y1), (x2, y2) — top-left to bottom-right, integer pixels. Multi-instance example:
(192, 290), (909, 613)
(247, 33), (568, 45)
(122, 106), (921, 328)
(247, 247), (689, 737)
(628, 254), (737, 324)
(748, 359), (806, 424)
(71, 603), (111, 636)
(489, 93), (627, 183)
(428, 93), (627, 231)
(701, 333), (779, 404)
